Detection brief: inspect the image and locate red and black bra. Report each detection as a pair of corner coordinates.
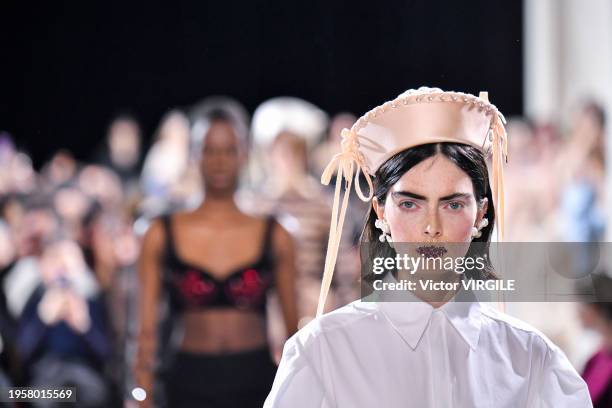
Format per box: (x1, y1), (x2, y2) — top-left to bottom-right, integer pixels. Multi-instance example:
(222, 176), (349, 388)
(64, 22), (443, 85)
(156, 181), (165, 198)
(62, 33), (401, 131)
(161, 214), (276, 313)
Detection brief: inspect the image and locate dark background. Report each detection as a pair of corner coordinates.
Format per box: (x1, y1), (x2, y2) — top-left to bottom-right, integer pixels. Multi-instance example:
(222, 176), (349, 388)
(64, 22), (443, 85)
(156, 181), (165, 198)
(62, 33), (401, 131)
(0, 0), (523, 168)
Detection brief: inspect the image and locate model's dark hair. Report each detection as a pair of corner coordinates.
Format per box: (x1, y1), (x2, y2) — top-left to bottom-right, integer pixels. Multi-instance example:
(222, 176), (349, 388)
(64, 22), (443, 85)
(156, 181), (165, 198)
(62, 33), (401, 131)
(206, 108), (235, 124)
(360, 142), (497, 284)
(201, 107), (249, 149)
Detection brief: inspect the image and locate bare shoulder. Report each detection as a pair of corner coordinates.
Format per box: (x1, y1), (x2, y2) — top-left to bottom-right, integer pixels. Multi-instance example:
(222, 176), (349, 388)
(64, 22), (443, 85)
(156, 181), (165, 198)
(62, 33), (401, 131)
(171, 210), (198, 225)
(268, 216), (293, 255)
(138, 217), (167, 271)
(142, 217), (165, 250)
(270, 216), (291, 239)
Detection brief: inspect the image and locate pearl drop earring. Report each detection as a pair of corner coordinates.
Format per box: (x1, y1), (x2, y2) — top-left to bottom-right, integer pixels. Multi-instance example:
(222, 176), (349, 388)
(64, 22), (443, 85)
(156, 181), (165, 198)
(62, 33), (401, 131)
(471, 218), (489, 239)
(375, 218), (393, 243)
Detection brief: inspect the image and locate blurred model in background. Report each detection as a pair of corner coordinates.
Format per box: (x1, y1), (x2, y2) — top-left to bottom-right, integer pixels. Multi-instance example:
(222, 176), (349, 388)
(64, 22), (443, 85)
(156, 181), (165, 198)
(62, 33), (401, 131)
(135, 108), (298, 407)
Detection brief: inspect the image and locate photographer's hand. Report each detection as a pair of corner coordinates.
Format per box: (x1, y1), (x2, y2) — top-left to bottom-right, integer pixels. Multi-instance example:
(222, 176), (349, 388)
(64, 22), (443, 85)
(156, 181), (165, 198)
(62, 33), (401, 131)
(38, 287), (69, 326)
(64, 291), (92, 333)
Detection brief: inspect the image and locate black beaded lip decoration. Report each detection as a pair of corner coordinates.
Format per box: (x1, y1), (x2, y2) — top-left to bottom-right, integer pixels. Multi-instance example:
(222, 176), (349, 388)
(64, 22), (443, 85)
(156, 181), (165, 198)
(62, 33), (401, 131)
(416, 245), (448, 258)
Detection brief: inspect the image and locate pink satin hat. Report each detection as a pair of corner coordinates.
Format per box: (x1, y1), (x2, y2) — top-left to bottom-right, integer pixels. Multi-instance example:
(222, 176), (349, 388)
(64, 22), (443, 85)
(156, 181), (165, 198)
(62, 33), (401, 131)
(316, 87), (509, 316)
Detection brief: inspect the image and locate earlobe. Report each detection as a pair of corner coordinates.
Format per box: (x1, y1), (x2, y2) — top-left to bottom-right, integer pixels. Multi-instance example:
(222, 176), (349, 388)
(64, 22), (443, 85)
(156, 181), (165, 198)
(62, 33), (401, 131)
(471, 198), (489, 239)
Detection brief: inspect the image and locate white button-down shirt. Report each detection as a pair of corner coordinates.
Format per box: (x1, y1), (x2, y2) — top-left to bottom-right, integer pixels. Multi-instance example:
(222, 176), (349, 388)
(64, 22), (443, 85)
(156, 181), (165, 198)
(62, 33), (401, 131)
(264, 294), (592, 407)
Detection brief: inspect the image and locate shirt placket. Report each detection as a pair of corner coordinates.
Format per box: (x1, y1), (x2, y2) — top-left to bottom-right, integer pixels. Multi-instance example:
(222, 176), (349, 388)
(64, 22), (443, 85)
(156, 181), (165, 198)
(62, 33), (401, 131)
(427, 309), (453, 408)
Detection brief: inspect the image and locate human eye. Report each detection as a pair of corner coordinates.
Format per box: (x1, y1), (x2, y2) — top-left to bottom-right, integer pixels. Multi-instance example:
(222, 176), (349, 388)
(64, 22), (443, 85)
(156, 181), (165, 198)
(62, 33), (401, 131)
(399, 201), (418, 210)
(446, 201), (465, 210)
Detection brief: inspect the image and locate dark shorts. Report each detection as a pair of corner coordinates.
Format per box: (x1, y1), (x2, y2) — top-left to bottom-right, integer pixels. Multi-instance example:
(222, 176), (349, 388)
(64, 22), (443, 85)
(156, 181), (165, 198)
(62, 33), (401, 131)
(162, 346), (278, 408)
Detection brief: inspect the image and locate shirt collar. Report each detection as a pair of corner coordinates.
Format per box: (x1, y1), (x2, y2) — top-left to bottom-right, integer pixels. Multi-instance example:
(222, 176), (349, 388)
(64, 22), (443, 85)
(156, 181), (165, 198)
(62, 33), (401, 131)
(374, 272), (483, 351)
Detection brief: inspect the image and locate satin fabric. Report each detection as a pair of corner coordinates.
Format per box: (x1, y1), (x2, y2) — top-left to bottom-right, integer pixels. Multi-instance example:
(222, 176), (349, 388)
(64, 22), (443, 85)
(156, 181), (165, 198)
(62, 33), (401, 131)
(316, 89), (509, 316)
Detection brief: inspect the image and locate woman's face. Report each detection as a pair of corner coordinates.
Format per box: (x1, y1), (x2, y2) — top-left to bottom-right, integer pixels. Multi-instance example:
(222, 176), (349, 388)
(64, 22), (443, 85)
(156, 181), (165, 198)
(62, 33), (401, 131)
(40, 240), (87, 285)
(200, 120), (244, 193)
(374, 153), (487, 245)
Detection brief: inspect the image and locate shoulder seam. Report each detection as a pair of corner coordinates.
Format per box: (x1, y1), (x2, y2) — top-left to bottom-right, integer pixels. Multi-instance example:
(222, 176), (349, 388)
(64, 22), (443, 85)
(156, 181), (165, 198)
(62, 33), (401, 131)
(479, 306), (555, 352)
(297, 303), (378, 351)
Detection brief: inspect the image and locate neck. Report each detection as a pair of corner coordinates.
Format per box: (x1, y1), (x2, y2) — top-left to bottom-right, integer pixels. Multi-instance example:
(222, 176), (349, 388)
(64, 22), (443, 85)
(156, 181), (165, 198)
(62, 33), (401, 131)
(199, 190), (240, 215)
(396, 269), (462, 308)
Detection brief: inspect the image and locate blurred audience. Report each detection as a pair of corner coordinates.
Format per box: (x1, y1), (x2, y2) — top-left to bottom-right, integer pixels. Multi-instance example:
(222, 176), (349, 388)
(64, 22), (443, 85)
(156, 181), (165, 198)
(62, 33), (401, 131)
(139, 110), (193, 216)
(579, 273), (612, 408)
(96, 114), (144, 196)
(17, 239), (111, 407)
(249, 99), (360, 346)
(0, 93), (607, 407)
(558, 101), (607, 242)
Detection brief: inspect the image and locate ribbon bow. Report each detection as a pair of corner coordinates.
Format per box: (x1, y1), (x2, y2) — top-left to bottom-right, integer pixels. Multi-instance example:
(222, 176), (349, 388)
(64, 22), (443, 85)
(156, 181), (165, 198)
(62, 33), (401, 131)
(316, 128), (373, 316)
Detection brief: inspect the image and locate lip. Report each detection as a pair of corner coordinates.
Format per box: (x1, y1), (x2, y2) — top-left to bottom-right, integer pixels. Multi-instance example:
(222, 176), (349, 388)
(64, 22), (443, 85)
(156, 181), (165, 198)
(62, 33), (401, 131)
(209, 170), (233, 183)
(416, 245), (448, 258)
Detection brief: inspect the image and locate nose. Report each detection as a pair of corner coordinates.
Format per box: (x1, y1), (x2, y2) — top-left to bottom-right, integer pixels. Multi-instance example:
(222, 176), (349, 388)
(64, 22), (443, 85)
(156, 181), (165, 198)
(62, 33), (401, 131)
(423, 211), (442, 239)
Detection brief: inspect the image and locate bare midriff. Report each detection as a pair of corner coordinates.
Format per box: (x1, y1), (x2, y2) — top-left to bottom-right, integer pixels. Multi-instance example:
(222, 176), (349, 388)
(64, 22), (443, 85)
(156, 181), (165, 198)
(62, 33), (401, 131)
(178, 308), (268, 353)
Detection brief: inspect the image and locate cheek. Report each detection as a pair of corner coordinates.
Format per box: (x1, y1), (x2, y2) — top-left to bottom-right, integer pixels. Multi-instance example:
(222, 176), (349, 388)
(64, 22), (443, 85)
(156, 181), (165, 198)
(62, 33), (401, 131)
(199, 158), (208, 174)
(225, 154), (242, 176)
(441, 211), (476, 241)
(384, 205), (421, 242)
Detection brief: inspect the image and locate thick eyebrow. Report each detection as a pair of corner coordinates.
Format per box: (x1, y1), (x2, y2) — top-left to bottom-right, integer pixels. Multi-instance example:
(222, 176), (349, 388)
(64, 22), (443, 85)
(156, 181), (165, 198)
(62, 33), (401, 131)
(391, 191), (472, 202)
